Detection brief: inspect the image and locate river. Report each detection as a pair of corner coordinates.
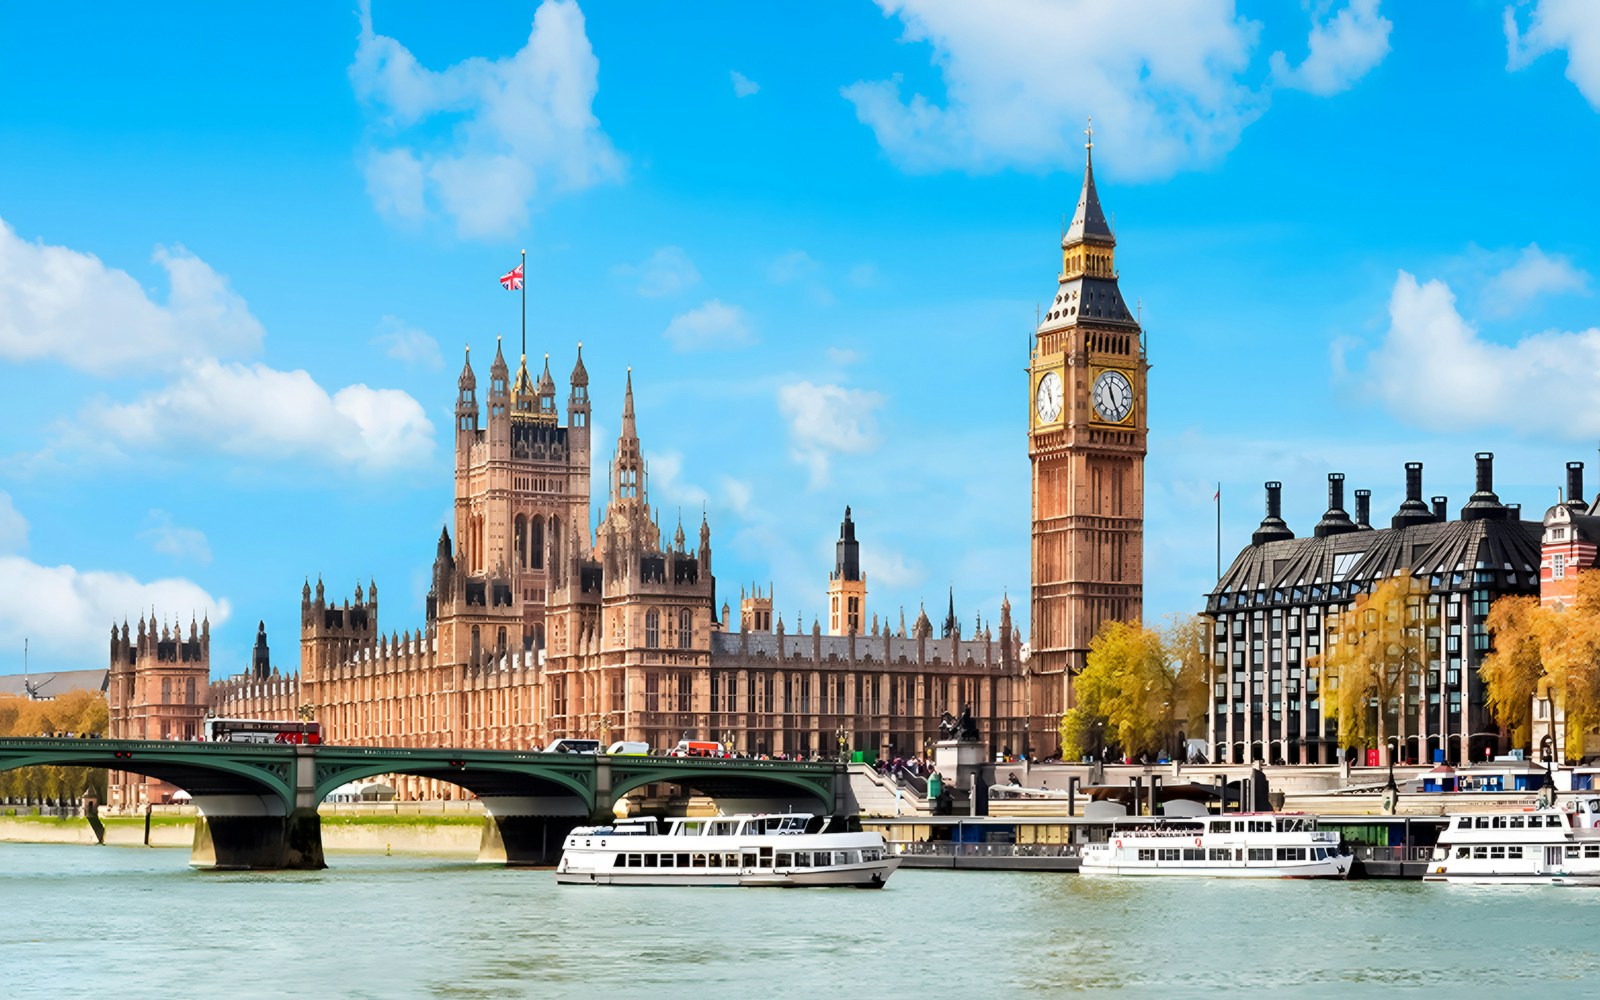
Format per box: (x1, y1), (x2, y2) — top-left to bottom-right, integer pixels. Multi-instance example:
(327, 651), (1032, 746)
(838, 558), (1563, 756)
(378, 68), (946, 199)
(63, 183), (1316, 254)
(4, 843), (1600, 998)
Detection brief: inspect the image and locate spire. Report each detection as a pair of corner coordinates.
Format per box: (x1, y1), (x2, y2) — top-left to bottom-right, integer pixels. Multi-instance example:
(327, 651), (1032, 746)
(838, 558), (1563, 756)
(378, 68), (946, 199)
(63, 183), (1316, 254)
(621, 367), (637, 440)
(570, 341), (589, 387)
(510, 353), (537, 420)
(458, 344), (476, 391)
(942, 586), (957, 639)
(834, 505), (861, 582)
(1064, 117), (1114, 246)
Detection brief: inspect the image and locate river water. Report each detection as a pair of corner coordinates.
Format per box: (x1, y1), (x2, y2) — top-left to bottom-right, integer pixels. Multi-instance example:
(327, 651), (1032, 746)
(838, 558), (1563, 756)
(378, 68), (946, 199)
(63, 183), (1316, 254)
(5, 843), (1600, 998)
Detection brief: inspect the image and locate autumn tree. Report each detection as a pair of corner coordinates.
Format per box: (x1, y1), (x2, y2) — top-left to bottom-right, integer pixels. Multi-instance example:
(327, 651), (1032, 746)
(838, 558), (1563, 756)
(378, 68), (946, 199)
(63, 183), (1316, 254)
(1480, 594), (1546, 748)
(1059, 615), (1210, 761)
(0, 689), (110, 802)
(1315, 575), (1428, 757)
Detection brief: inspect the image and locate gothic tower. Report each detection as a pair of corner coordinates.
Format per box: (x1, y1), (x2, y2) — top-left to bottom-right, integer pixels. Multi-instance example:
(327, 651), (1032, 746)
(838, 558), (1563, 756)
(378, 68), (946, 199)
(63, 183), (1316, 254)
(1027, 126), (1148, 731)
(828, 506), (867, 635)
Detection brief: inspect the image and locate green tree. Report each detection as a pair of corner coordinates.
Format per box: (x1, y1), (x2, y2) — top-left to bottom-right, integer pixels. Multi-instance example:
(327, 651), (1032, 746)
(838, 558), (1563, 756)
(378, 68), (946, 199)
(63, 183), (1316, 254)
(1315, 575), (1428, 757)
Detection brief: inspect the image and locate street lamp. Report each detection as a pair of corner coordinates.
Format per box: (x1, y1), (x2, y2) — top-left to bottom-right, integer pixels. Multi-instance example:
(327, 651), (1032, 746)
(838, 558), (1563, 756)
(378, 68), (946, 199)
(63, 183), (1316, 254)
(836, 723), (848, 762)
(1023, 719), (1032, 762)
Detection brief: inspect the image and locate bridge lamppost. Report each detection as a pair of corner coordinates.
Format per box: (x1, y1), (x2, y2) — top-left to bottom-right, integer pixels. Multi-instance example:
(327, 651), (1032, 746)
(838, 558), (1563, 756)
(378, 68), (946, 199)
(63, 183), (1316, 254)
(836, 723), (848, 763)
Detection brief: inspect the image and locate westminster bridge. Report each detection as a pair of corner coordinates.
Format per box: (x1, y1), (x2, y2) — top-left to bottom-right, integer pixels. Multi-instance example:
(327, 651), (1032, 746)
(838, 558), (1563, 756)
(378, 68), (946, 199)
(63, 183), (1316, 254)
(0, 738), (848, 870)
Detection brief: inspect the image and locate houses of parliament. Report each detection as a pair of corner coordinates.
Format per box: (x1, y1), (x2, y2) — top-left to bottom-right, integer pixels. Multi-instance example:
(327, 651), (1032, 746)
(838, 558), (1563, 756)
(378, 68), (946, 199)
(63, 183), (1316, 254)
(106, 141), (1148, 802)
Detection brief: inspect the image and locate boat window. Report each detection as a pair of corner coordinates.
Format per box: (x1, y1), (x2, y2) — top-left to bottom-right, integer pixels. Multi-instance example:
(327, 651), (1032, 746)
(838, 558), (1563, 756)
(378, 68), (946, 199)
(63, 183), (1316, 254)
(680, 821), (706, 837)
(742, 852), (757, 867)
(1490, 846), (1506, 859)
(1248, 848), (1272, 861)
(775, 852), (793, 867)
(707, 853), (722, 868)
(1590, 800), (1600, 813)
(1234, 821), (1247, 833)
(657, 854), (672, 868)
(795, 851), (812, 867)
(1456, 847), (1470, 859)
(1508, 846), (1524, 859)
(709, 821), (738, 837)
(1587, 845), (1600, 859)
(1138, 849), (1156, 861)
(1209, 848), (1231, 861)
(1314, 849), (1327, 860)
(863, 848), (882, 862)
(1475, 817), (1490, 829)
(1492, 817), (1508, 829)
(1275, 848), (1307, 861)
(1158, 849), (1180, 861)
(692, 853), (708, 868)
(1567, 846), (1581, 859)
(1209, 821), (1231, 834)
(612, 855), (627, 868)
(1249, 820), (1273, 833)
(1509, 816), (1525, 829)
(1457, 817), (1472, 828)
(1183, 849), (1204, 861)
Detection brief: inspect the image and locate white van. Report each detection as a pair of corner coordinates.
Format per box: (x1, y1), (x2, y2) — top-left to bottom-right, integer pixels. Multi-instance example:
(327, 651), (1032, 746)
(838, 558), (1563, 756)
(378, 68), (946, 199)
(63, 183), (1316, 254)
(606, 741), (650, 756)
(545, 738), (602, 754)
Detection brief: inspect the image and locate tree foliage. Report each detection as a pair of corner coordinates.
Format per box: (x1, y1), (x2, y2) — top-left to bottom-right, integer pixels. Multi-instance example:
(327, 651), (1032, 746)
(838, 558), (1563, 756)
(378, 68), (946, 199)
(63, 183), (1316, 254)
(0, 689), (110, 802)
(1484, 572), (1600, 761)
(1059, 616), (1210, 760)
(1315, 575), (1428, 751)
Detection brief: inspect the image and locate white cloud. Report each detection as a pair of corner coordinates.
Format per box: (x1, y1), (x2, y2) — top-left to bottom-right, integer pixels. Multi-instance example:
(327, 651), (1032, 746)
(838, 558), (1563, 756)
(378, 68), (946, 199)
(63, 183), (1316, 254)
(1270, 0), (1392, 96)
(0, 217), (263, 375)
(842, 0), (1264, 178)
(645, 449), (711, 511)
(618, 246), (700, 297)
(827, 346), (862, 366)
(372, 314), (443, 369)
(0, 492), (28, 553)
(1483, 244), (1591, 316)
(776, 380), (886, 488)
(1506, 0), (1600, 109)
(663, 300), (754, 351)
(731, 71), (760, 98)
(351, 0), (623, 239)
(80, 359), (434, 471)
(140, 510), (212, 565)
(862, 546), (921, 588)
(720, 476), (753, 516)
(769, 250), (821, 284)
(1362, 269), (1600, 438)
(0, 554), (229, 668)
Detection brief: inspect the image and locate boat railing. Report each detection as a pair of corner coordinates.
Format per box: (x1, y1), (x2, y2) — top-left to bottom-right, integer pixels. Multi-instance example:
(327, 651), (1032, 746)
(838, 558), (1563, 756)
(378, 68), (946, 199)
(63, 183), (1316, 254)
(888, 841), (1081, 859)
(1352, 845), (1437, 862)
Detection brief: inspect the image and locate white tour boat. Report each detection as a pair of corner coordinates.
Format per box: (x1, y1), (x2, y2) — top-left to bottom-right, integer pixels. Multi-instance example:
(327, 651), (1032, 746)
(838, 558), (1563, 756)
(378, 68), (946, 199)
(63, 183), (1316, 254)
(1424, 798), (1600, 885)
(1079, 814), (1353, 879)
(555, 813), (901, 888)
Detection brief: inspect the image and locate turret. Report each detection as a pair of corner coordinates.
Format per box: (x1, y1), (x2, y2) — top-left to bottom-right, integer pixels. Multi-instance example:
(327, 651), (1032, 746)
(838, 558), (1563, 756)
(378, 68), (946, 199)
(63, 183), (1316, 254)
(1251, 481), (1294, 545)
(1392, 462), (1434, 530)
(251, 621), (270, 682)
(1314, 473), (1358, 538)
(456, 345), (479, 446)
(487, 337), (510, 455)
(568, 342), (591, 431)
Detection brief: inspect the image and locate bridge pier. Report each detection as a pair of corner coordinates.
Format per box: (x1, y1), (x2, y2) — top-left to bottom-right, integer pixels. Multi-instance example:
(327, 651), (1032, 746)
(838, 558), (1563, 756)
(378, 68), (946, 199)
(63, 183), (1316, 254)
(191, 805), (325, 870)
(475, 795), (589, 866)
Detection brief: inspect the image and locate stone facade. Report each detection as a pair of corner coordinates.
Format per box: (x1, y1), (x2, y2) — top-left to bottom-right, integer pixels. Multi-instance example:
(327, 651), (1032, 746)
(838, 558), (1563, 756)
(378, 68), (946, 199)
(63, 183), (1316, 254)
(106, 615), (210, 808)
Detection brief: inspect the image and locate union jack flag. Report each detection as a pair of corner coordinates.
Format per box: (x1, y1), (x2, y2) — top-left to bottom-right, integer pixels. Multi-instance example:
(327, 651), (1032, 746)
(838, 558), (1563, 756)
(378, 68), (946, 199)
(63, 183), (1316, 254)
(499, 263), (524, 291)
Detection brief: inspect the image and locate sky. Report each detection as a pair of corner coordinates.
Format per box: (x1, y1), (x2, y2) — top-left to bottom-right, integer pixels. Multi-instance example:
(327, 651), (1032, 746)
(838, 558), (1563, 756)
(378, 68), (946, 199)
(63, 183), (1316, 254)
(3, 0), (1600, 678)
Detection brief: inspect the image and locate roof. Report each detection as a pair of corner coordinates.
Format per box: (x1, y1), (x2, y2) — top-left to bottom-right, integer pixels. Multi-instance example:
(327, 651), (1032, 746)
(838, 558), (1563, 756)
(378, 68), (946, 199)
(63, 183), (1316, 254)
(1040, 275), (1138, 329)
(1207, 515), (1542, 611)
(0, 669), (109, 698)
(1065, 152), (1114, 245)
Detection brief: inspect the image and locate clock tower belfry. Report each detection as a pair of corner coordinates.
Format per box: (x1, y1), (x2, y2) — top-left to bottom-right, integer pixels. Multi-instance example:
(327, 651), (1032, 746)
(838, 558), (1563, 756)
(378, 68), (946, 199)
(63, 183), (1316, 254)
(1027, 125), (1148, 734)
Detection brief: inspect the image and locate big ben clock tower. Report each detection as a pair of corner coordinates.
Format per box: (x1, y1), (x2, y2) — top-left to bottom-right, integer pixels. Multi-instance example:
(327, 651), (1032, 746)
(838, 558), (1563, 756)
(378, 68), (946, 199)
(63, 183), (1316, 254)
(1027, 122), (1147, 734)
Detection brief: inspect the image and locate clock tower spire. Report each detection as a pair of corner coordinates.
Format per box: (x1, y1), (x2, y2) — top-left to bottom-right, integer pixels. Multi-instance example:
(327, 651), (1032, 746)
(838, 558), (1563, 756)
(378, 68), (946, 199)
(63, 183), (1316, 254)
(1026, 125), (1148, 738)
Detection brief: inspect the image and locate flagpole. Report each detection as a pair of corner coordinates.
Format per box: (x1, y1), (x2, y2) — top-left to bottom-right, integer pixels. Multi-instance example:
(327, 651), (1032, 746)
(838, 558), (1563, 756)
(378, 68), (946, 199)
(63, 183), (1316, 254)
(520, 248), (527, 358)
(1215, 482), (1222, 582)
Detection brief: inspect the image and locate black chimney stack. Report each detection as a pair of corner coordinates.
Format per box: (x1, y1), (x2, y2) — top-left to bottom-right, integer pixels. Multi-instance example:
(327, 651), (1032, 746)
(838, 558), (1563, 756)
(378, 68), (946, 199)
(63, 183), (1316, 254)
(1355, 489), (1372, 529)
(1314, 473), (1358, 538)
(1432, 496), (1448, 521)
(1251, 481), (1295, 546)
(1392, 461), (1434, 530)
(1568, 462), (1587, 512)
(1461, 452), (1508, 521)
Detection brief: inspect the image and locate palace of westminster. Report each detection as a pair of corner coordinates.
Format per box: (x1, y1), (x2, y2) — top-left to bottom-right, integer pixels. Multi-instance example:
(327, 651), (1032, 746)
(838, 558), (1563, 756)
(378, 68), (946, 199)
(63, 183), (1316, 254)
(107, 138), (1595, 805)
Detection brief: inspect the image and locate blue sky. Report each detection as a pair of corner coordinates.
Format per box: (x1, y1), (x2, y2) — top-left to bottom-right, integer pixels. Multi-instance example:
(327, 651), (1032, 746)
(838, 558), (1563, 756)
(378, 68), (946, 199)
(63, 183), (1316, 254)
(3, 1), (1600, 677)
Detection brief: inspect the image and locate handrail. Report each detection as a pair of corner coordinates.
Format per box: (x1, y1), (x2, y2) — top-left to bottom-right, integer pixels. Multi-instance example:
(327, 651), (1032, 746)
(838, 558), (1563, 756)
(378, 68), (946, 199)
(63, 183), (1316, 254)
(888, 841), (1080, 858)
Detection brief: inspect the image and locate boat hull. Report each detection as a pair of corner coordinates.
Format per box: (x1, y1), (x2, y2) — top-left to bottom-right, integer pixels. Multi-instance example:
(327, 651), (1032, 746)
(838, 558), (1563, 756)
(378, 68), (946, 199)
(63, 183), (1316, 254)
(555, 859), (899, 888)
(1079, 860), (1350, 880)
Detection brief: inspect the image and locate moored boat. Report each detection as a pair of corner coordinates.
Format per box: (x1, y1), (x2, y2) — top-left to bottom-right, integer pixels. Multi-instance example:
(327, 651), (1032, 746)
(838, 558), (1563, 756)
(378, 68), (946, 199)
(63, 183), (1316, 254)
(1079, 813), (1352, 879)
(555, 813), (900, 888)
(1423, 798), (1600, 885)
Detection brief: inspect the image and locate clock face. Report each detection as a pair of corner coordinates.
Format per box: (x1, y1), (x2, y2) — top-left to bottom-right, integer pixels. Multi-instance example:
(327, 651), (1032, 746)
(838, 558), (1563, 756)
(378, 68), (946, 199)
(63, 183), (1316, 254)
(1035, 371), (1063, 423)
(1092, 370), (1134, 423)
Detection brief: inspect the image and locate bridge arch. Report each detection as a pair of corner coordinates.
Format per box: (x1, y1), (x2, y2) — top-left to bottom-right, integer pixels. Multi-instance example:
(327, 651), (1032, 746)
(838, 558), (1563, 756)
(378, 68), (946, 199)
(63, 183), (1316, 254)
(607, 761), (837, 816)
(0, 739), (295, 809)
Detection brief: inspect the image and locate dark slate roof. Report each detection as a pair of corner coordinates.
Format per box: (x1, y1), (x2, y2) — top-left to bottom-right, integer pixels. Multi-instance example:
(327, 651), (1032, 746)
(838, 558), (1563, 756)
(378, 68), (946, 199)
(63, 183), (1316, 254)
(1042, 275), (1137, 328)
(1065, 154), (1114, 244)
(1206, 516), (1542, 612)
(0, 668), (110, 698)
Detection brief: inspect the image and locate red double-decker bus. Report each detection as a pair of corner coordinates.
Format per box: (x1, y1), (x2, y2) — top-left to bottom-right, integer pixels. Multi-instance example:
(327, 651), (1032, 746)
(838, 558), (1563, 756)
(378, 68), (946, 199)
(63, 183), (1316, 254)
(203, 718), (322, 745)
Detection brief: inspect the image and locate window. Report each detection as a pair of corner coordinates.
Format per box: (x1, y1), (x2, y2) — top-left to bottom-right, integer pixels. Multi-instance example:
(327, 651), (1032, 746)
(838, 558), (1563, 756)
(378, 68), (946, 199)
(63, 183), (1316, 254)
(1183, 849), (1204, 861)
(1209, 848), (1231, 861)
(1508, 847), (1523, 859)
(1554, 553), (1567, 580)
(1158, 848), (1181, 861)
(1138, 849), (1156, 861)
(645, 608), (660, 648)
(678, 608), (693, 649)
(1248, 848), (1272, 861)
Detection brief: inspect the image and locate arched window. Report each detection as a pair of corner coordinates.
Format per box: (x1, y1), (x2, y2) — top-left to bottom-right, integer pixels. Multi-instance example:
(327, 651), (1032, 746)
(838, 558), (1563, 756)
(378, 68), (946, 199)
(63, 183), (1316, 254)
(645, 608), (660, 648)
(531, 516), (545, 570)
(548, 516), (561, 572)
(185, 677), (196, 705)
(514, 515), (527, 570)
(161, 677), (171, 703)
(678, 608), (693, 649)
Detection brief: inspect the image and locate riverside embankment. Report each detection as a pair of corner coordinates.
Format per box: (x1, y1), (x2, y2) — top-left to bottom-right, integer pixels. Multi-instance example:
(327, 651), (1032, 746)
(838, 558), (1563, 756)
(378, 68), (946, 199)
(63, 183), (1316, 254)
(0, 804), (486, 854)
